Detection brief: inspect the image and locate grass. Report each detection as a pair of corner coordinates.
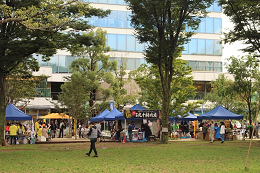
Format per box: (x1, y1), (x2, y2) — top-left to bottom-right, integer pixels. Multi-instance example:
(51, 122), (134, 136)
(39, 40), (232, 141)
(0, 140), (260, 173)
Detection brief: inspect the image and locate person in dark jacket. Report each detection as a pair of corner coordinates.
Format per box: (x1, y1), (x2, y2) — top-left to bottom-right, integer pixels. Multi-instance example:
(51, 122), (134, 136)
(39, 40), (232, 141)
(128, 123), (133, 142)
(144, 123), (152, 142)
(86, 122), (98, 157)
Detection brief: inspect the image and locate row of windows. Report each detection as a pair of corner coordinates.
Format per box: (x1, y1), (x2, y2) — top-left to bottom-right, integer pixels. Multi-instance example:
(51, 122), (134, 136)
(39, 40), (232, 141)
(34, 54), (222, 73)
(183, 39), (222, 56)
(87, 10), (222, 34)
(84, 0), (222, 13)
(188, 61), (222, 72)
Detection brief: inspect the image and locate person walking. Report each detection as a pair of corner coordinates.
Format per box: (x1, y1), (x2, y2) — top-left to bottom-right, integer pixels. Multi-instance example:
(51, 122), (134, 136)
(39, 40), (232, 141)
(209, 121), (215, 143)
(86, 122), (98, 157)
(220, 122), (225, 143)
(59, 121), (64, 138)
(128, 123), (133, 142)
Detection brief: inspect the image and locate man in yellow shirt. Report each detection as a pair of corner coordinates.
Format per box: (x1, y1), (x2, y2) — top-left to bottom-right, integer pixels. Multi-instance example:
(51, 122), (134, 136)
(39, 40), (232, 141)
(35, 119), (40, 138)
(9, 123), (18, 145)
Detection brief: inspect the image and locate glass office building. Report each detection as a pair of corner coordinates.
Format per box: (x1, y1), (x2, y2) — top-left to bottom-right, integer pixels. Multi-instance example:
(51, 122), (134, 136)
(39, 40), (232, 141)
(30, 1), (224, 114)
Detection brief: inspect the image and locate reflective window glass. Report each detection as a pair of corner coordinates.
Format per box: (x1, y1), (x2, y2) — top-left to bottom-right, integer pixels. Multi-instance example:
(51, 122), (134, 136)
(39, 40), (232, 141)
(49, 55), (59, 73)
(68, 56), (78, 72)
(136, 41), (145, 52)
(88, 16), (98, 26)
(136, 59), (141, 68)
(99, 0), (107, 3)
(214, 62), (222, 72)
(214, 18), (222, 34)
(127, 35), (136, 51)
(127, 11), (133, 28)
(107, 34), (117, 50)
(38, 55), (48, 66)
(108, 11), (117, 27)
(206, 40), (214, 55)
(98, 16), (107, 27)
(118, 34), (126, 51)
(127, 58), (136, 70)
(118, 0), (126, 4)
(206, 18), (214, 33)
(206, 4), (214, 11)
(58, 55), (69, 73)
(108, 0), (117, 4)
(214, 40), (222, 55)
(198, 39), (206, 55)
(140, 58), (146, 65)
(198, 61), (205, 71)
(89, 0), (98, 3)
(182, 43), (189, 54)
(189, 39), (197, 54)
(206, 61), (214, 71)
(214, 2), (222, 12)
(198, 18), (206, 33)
(118, 11), (127, 28)
(188, 61), (197, 70)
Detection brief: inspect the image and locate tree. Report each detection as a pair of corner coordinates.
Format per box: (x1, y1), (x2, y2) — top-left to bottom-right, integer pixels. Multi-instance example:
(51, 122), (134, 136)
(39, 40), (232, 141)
(58, 72), (91, 139)
(226, 54), (260, 125)
(219, 0), (260, 55)
(126, 0), (214, 143)
(67, 28), (117, 110)
(0, 0), (109, 145)
(129, 60), (201, 118)
(204, 74), (248, 116)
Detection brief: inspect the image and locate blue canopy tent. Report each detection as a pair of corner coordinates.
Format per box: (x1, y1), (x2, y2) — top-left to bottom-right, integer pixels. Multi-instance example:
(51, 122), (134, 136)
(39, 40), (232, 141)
(89, 109), (110, 121)
(6, 103), (32, 121)
(197, 105), (243, 120)
(169, 112), (197, 121)
(130, 104), (146, 110)
(103, 108), (123, 121)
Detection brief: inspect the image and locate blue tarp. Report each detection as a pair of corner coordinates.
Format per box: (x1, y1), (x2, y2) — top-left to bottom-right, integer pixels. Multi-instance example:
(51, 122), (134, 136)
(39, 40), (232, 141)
(169, 112), (197, 121)
(103, 108), (123, 121)
(197, 105), (243, 120)
(89, 109), (110, 121)
(6, 103), (32, 121)
(130, 104), (146, 110)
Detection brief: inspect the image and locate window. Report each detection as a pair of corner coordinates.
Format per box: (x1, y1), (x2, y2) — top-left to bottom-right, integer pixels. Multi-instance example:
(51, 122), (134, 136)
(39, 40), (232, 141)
(108, 0), (117, 4)
(118, 0), (127, 5)
(48, 55), (59, 73)
(99, 0), (107, 3)
(38, 55), (48, 66)
(198, 18), (206, 33)
(117, 34), (126, 51)
(214, 18), (222, 34)
(98, 16), (107, 27)
(108, 11), (117, 27)
(107, 34), (117, 50)
(127, 35), (136, 51)
(214, 2), (222, 12)
(118, 11), (127, 28)
(206, 18), (214, 33)
(206, 61), (214, 71)
(127, 58), (136, 70)
(198, 39), (206, 55)
(58, 55), (68, 73)
(182, 43), (189, 54)
(136, 41), (145, 52)
(127, 11), (133, 28)
(214, 62), (222, 72)
(68, 56), (78, 72)
(198, 61), (206, 71)
(206, 4), (214, 12)
(206, 40), (214, 55)
(188, 61), (197, 70)
(189, 39), (197, 54)
(88, 16), (98, 26)
(214, 40), (222, 55)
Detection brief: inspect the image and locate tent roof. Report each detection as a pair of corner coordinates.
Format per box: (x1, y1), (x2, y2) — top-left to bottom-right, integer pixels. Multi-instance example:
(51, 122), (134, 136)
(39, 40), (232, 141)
(104, 108), (123, 121)
(89, 109), (110, 121)
(130, 104), (146, 110)
(6, 103), (32, 121)
(169, 112), (197, 121)
(43, 113), (70, 119)
(197, 105), (243, 120)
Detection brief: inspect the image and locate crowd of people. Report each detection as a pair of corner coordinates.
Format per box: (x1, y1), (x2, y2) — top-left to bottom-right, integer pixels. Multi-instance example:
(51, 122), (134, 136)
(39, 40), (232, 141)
(5, 122), (30, 145)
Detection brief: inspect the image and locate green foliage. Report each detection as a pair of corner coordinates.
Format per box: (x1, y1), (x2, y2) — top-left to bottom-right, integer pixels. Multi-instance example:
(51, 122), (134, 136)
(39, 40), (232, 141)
(0, 0), (109, 145)
(129, 60), (201, 117)
(219, 0), (260, 55)
(126, 0), (214, 143)
(226, 54), (260, 123)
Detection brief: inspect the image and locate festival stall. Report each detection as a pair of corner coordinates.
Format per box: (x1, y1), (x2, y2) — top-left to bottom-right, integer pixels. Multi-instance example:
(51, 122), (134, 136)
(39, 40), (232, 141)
(5, 103), (33, 144)
(197, 105), (243, 140)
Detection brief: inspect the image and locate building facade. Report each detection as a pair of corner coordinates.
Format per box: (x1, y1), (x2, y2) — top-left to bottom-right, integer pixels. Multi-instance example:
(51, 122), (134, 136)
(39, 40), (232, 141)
(29, 1), (223, 117)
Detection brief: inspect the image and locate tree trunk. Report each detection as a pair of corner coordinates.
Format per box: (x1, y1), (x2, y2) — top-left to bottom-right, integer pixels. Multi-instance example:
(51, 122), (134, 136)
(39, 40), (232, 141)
(0, 69), (6, 146)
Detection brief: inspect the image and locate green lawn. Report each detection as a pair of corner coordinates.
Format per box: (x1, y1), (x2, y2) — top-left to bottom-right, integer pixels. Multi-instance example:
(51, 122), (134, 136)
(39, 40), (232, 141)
(0, 140), (260, 173)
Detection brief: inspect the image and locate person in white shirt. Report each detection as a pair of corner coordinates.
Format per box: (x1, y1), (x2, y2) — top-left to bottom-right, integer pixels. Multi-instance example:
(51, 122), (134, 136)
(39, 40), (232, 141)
(219, 122), (226, 143)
